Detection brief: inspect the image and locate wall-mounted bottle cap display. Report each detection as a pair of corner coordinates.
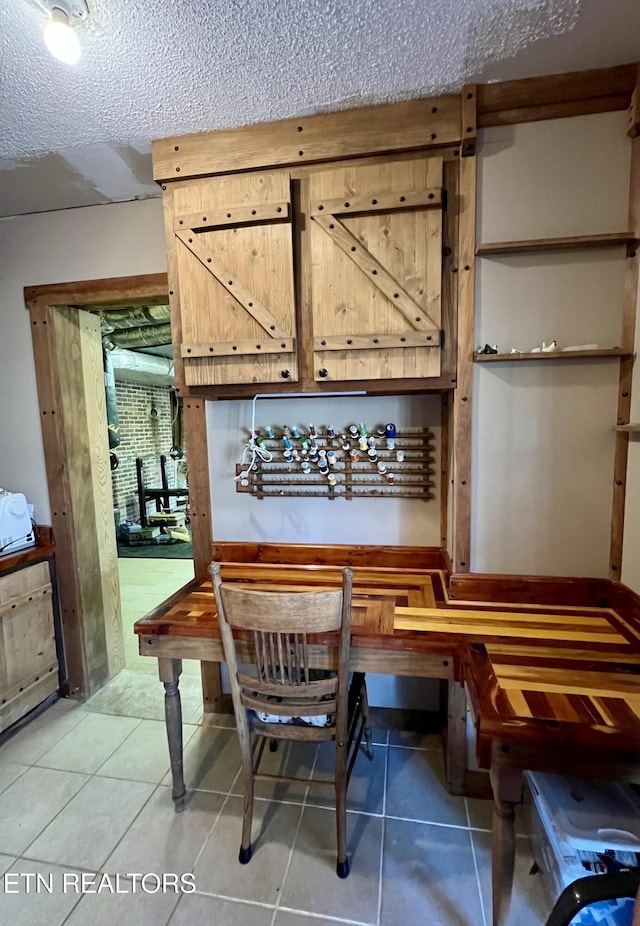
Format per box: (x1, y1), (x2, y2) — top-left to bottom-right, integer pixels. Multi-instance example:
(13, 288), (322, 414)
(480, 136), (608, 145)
(235, 424), (434, 501)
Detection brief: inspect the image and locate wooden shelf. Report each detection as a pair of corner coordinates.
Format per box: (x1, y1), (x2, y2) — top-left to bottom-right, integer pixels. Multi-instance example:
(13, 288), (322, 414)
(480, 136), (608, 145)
(474, 348), (627, 363)
(476, 233), (637, 256)
(613, 423), (640, 432)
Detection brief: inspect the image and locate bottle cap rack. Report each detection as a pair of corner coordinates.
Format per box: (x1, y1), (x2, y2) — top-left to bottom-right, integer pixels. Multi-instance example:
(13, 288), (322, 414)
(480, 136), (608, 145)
(235, 427), (435, 500)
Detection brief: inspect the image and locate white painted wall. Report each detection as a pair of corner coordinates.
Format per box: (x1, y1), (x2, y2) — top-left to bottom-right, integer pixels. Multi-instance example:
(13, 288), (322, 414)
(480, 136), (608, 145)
(0, 199), (166, 522)
(207, 394), (442, 546)
(473, 112), (632, 576)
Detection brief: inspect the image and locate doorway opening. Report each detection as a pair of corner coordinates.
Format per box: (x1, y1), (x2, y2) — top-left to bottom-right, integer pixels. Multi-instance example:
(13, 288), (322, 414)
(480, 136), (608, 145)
(25, 274), (212, 700)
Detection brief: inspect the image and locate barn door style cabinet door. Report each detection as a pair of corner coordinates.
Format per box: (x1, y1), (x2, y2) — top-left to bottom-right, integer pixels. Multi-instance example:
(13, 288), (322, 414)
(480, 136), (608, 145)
(309, 156), (444, 382)
(158, 106), (457, 395)
(172, 170), (298, 387)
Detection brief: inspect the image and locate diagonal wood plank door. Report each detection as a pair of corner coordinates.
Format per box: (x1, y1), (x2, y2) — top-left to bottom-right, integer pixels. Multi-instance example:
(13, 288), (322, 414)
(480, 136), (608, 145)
(173, 171), (297, 386)
(309, 156), (444, 382)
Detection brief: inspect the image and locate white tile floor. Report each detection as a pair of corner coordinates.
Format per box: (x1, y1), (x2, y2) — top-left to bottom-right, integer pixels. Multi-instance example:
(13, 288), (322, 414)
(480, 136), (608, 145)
(118, 557), (200, 677)
(0, 673), (553, 926)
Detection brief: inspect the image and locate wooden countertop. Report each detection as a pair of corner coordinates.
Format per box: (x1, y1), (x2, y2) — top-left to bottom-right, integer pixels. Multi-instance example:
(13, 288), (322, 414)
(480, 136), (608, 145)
(134, 563), (640, 679)
(0, 526), (55, 578)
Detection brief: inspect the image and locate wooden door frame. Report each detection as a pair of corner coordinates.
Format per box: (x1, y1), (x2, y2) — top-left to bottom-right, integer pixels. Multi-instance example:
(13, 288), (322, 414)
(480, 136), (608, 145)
(24, 273), (213, 699)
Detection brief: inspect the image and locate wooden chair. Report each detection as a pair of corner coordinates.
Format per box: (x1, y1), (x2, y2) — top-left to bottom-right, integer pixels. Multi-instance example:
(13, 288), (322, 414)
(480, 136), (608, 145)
(210, 563), (373, 878)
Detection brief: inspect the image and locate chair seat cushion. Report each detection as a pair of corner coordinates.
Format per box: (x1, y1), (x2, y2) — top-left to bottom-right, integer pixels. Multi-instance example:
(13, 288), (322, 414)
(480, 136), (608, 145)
(255, 711), (331, 727)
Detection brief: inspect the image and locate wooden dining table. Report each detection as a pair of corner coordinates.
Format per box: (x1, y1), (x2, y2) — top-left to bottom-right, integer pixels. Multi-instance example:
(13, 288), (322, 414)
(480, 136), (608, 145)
(134, 559), (640, 926)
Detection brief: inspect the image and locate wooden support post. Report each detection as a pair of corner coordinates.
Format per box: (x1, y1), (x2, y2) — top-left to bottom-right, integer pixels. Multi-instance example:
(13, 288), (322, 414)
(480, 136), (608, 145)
(461, 84), (477, 156)
(452, 148), (477, 572)
(183, 398), (230, 713)
(162, 185), (186, 396)
(610, 75), (640, 579)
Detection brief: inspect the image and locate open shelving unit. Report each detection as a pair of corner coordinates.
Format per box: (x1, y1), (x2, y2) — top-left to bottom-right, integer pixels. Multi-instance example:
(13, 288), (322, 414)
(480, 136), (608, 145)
(474, 348), (628, 363)
(476, 232), (637, 256)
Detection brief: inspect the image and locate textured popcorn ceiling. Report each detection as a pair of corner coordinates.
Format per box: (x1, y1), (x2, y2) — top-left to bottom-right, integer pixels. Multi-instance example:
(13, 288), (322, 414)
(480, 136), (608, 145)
(0, 0), (638, 216)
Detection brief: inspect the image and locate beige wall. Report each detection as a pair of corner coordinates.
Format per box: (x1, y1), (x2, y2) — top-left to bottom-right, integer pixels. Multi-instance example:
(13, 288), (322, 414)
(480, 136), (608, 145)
(0, 199), (167, 523)
(472, 112), (632, 576)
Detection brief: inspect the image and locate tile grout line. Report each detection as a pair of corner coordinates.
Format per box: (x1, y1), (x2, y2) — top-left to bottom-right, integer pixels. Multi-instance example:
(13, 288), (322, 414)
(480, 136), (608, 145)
(376, 730), (390, 926)
(469, 831), (488, 926)
(268, 743), (321, 926)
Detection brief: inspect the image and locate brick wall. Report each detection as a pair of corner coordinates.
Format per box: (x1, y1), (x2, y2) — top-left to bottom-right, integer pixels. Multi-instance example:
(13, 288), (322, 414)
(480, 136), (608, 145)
(111, 381), (179, 524)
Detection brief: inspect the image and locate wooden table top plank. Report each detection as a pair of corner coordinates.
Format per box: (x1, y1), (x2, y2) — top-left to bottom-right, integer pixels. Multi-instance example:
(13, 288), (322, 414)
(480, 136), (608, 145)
(396, 606), (619, 629)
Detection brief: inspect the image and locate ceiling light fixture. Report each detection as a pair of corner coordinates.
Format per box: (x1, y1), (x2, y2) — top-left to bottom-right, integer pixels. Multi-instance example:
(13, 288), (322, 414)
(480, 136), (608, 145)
(41, 0), (89, 66)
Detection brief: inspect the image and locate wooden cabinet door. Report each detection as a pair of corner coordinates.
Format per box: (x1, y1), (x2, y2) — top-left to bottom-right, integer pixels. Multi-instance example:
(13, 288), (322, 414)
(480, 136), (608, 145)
(173, 171), (297, 386)
(309, 157), (444, 382)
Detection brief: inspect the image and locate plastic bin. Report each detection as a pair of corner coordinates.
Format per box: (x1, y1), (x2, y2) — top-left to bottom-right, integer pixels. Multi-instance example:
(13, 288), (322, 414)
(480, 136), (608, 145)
(526, 771), (640, 926)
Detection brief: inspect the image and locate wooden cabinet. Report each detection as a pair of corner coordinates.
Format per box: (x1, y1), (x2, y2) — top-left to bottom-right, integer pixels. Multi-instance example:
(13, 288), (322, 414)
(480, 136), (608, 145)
(164, 151), (449, 394)
(172, 171), (297, 387)
(0, 560), (59, 733)
(309, 156), (444, 382)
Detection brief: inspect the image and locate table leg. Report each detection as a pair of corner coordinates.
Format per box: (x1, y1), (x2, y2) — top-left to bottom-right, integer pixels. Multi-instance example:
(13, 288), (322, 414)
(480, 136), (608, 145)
(490, 759), (523, 926)
(444, 679), (467, 795)
(159, 657), (186, 812)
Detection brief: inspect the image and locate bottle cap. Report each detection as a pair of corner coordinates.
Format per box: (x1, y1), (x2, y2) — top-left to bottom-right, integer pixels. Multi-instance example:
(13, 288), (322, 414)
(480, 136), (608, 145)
(385, 423), (396, 439)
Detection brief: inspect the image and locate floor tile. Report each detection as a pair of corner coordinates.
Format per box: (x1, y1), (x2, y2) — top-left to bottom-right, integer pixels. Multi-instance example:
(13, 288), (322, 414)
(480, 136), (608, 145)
(385, 747), (468, 827)
(165, 724), (242, 793)
(97, 719), (198, 784)
(0, 701), (85, 765)
(171, 893), (275, 925)
(280, 805), (383, 923)
(25, 775), (153, 870)
(381, 818), (482, 926)
(64, 874), (181, 926)
(0, 853), (16, 876)
(254, 739), (317, 804)
(0, 766), (88, 855)
(309, 741), (384, 815)
(186, 708), (236, 727)
(194, 795), (303, 904)
(0, 760), (28, 793)
(82, 669), (202, 722)
(0, 859), (85, 926)
(388, 730), (443, 750)
(473, 830), (552, 926)
(466, 795), (529, 836)
(104, 785), (224, 876)
(35, 712), (141, 774)
(275, 913), (357, 926)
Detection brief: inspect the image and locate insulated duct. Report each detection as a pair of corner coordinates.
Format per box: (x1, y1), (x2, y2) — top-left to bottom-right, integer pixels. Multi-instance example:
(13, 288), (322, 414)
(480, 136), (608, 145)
(104, 323), (172, 350)
(109, 347), (175, 386)
(100, 305), (171, 331)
